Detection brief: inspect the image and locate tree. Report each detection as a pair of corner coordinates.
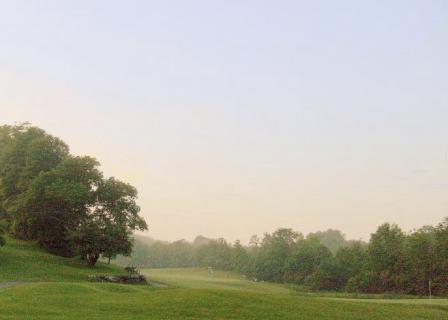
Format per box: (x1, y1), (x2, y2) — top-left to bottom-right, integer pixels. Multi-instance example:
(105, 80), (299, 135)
(0, 123), (69, 238)
(70, 216), (134, 267)
(284, 238), (332, 284)
(0, 124), (69, 200)
(231, 240), (250, 273)
(252, 228), (302, 282)
(0, 123), (148, 266)
(308, 241), (366, 291)
(405, 226), (437, 295)
(167, 240), (196, 267)
(70, 176), (148, 266)
(16, 156), (102, 256)
(335, 242), (366, 284)
(196, 238), (233, 270)
(102, 223), (135, 265)
(432, 218), (448, 294)
(365, 223), (406, 292)
(14, 156), (147, 264)
(306, 258), (343, 291)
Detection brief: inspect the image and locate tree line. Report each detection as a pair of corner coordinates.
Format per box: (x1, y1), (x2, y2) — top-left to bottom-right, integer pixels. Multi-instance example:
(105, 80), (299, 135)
(118, 222), (448, 296)
(0, 123), (147, 266)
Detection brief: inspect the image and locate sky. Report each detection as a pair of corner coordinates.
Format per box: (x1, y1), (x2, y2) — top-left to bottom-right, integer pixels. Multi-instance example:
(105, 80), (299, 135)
(0, 0), (447, 243)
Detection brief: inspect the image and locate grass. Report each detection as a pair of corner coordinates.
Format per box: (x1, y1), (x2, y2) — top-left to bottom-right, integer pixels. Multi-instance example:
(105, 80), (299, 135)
(0, 237), (122, 282)
(2, 282), (448, 320)
(1, 239), (448, 319)
(142, 268), (291, 294)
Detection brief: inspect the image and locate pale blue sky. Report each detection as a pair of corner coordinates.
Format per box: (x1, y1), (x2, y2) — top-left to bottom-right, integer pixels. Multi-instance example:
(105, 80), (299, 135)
(1, 1), (447, 242)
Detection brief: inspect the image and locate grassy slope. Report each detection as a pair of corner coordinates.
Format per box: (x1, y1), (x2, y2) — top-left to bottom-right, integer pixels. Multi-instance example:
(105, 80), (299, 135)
(143, 268), (291, 294)
(0, 240), (447, 319)
(0, 237), (122, 282)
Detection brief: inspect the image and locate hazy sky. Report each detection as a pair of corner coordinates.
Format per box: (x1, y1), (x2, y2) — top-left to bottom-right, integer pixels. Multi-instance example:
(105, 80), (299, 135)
(1, 1), (447, 243)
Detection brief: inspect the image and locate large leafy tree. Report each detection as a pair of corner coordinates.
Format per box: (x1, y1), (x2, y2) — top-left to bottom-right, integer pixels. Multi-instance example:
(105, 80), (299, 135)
(433, 219), (448, 294)
(16, 156), (148, 263)
(334, 241), (366, 283)
(251, 228), (302, 282)
(0, 123), (69, 237)
(405, 226), (437, 295)
(366, 223), (406, 292)
(284, 238), (332, 284)
(70, 177), (147, 266)
(17, 156), (101, 255)
(0, 123), (147, 266)
(309, 241), (367, 291)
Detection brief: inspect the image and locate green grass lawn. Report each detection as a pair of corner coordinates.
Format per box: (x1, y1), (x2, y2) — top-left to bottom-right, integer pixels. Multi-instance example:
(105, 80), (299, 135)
(1, 239), (448, 319)
(2, 282), (448, 320)
(142, 268), (291, 294)
(0, 237), (122, 282)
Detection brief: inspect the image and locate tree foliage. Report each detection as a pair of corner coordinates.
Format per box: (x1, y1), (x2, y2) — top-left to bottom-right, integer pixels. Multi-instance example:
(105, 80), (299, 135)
(70, 177), (147, 266)
(0, 124), (147, 266)
(0, 123), (69, 237)
(16, 156), (101, 255)
(117, 219), (448, 296)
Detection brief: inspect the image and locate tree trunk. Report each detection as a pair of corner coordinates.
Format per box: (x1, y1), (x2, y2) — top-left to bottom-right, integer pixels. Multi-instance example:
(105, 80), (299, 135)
(86, 253), (100, 267)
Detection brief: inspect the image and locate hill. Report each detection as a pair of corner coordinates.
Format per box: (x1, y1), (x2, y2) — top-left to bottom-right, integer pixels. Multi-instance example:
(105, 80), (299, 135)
(0, 237), (122, 282)
(1, 240), (448, 319)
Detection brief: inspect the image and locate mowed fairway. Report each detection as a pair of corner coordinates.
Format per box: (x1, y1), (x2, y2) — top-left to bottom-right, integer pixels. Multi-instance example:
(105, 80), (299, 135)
(139, 268), (448, 319)
(1, 240), (448, 320)
(2, 280), (448, 320)
(143, 268), (291, 294)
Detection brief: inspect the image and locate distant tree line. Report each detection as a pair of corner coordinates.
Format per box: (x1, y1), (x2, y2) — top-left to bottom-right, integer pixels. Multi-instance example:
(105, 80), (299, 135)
(0, 123), (147, 266)
(118, 221), (448, 296)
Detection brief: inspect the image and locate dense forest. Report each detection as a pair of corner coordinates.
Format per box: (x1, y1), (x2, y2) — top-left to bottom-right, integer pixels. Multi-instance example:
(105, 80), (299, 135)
(0, 123), (147, 266)
(118, 221), (448, 296)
